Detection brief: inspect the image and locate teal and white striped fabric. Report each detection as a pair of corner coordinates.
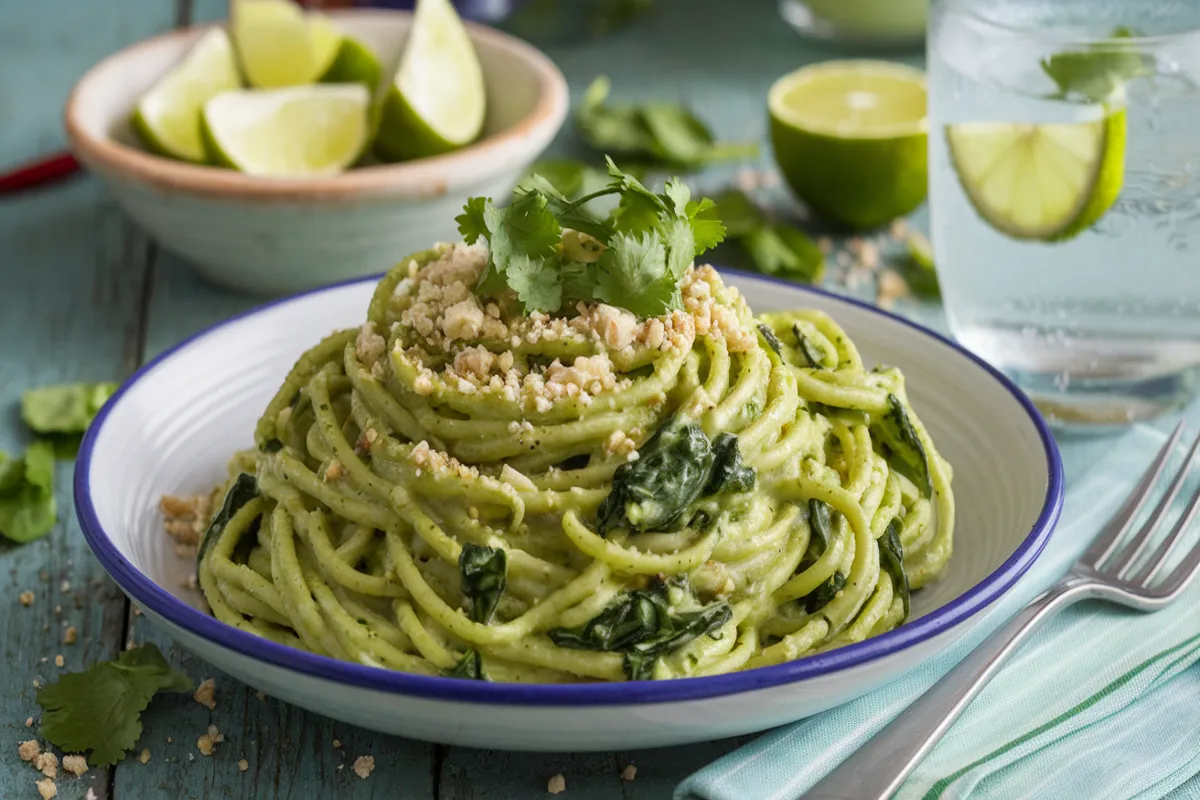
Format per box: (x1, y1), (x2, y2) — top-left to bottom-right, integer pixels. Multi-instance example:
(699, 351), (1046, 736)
(677, 425), (1200, 800)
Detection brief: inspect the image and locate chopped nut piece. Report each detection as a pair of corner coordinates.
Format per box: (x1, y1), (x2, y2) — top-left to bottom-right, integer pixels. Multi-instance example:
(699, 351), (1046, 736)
(547, 773), (566, 794)
(19, 740), (41, 761)
(20, 591), (34, 606)
(138, 749), (151, 764)
(332, 739), (342, 749)
(35, 751), (58, 778)
(197, 725), (224, 756)
(63, 627), (77, 645)
(54, 655), (63, 667)
(193, 678), (217, 710)
(352, 755), (375, 779)
(36, 778), (56, 800)
(25, 717), (33, 728)
(60, 581), (71, 593)
(238, 758), (249, 772)
(621, 764), (637, 781)
(62, 755), (88, 777)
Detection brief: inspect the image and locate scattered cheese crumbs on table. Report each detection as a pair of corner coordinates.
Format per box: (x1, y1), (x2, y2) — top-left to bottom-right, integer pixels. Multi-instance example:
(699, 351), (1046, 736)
(54, 655), (63, 667)
(238, 758), (249, 772)
(621, 764), (637, 781)
(25, 717), (33, 728)
(36, 778), (56, 800)
(332, 739), (342, 749)
(138, 749), (151, 764)
(352, 755), (375, 779)
(197, 725), (224, 756)
(62, 755), (88, 777)
(60, 581), (70, 593)
(18, 740), (41, 761)
(547, 773), (566, 794)
(20, 591), (35, 606)
(34, 751), (58, 778)
(63, 627), (77, 645)
(193, 678), (217, 710)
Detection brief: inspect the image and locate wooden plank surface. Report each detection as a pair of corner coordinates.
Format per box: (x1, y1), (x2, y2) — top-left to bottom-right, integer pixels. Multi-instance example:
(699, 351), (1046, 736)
(0, 3), (178, 799)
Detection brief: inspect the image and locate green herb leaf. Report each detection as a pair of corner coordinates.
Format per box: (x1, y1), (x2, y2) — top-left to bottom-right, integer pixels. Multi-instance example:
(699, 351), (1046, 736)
(804, 571), (846, 615)
(455, 196), (489, 244)
(21, 383), (117, 435)
(742, 224), (826, 283)
(791, 325), (827, 369)
(0, 440), (57, 544)
(196, 473), (258, 568)
(594, 232), (678, 318)
(459, 543), (508, 624)
(880, 518), (910, 620)
(547, 583), (732, 681)
(36, 643), (193, 767)
(1040, 26), (1154, 103)
(576, 76), (759, 169)
(799, 498), (834, 572)
(686, 198), (726, 254)
(597, 418), (755, 535)
(874, 393), (933, 496)
(445, 649), (487, 680)
(506, 253), (563, 314)
(756, 323), (784, 356)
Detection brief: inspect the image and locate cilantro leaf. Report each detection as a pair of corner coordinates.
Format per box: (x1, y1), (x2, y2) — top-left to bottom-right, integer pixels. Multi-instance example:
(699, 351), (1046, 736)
(506, 254), (563, 314)
(0, 439), (56, 544)
(455, 196), (489, 245)
(742, 224), (826, 283)
(577, 77), (759, 169)
(37, 643), (193, 767)
(561, 261), (598, 305)
(21, 382), (116, 436)
(1040, 26), (1154, 102)
(686, 198), (726, 254)
(595, 232), (680, 317)
(661, 217), (697, 280)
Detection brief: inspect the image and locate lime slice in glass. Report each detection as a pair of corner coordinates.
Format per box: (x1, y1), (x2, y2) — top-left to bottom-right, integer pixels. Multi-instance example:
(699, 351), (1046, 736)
(231, 0), (341, 88)
(374, 0), (486, 162)
(768, 60), (928, 230)
(946, 111), (1126, 241)
(131, 28), (241, 163)
(201, 84), (370, 177)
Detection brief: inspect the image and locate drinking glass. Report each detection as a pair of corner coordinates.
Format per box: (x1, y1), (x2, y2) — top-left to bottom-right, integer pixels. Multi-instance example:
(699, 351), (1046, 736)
(928, 0), (1200, 427)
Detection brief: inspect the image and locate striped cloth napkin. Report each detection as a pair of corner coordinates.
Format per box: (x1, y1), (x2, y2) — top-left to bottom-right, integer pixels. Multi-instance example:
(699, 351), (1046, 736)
(676, 424), (1200, 800)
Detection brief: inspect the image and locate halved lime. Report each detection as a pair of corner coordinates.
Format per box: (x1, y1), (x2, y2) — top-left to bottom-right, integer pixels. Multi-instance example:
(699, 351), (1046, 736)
(945, 111), (1126, 241)
(132, 28), (241, 163)
(231, 0), (341, 88)
(201, 84), (370, 177)
(374, 0), (486, 162)
(768, 60), (928, 230)
(320, 35), (383, 92)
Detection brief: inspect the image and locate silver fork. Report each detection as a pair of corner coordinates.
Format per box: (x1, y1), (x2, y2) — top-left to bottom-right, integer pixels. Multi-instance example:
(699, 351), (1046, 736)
(806, 422), (1200, 800)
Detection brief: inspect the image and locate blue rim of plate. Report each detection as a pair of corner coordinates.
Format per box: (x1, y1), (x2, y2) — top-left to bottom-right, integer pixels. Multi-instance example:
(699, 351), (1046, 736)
(75, 267), (1065, 707)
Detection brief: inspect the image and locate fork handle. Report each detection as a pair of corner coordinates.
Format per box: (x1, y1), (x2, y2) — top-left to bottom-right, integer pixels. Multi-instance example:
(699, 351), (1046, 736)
(804, 577), (1097, 800)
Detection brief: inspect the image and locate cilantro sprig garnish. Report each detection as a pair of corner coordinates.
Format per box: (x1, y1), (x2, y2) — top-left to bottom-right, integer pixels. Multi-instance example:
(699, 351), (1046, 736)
(455, 157), (726, 318)
(36, 643), (193, 767)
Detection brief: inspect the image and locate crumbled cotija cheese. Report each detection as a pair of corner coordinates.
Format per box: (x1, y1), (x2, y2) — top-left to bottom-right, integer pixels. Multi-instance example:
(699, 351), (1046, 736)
(159, 494), (212, 548)
(35, 778), (56, 799)
(355, 322), (387, 367)
(61, 755), (88, 777)
(18, 740), (41, 762)
(193, 678), (216, 710)
(547, 773), (566, 794)
(197, 725), (224, 756)
(352, 755), (375, 779)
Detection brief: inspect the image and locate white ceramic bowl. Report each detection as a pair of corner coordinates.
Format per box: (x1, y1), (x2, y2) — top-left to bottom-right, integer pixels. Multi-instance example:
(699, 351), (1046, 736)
(76, 270), (1064, 752)
(64, 10), (568, 296)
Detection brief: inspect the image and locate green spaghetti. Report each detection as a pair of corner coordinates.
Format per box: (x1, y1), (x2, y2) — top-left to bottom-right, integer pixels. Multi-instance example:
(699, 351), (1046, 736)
(186, 167), (954, 683)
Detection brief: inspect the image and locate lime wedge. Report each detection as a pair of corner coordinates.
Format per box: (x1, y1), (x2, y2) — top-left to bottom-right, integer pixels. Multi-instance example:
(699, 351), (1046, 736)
(201, 85), (370, 177)
(374, 0), (485, 162)
(945, 111), (1126, 241)
(131, 28), (241, 163)
(231, 0), (341, 88)
(768, 60), (928, 230)
(320, 35), (383, 92)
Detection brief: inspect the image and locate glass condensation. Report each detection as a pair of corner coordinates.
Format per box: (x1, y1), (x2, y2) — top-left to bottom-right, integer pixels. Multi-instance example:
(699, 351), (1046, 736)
(928, 0), (1200, 426)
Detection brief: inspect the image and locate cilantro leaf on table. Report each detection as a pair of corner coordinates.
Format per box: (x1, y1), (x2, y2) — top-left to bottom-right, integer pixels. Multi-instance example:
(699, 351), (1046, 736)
(37, 643), (193, 767)
(577, 76), (759, 169)
(714, 190), (826, 284)
(21, 382), (117, 435)
(1041, 26), (1154, 103)
(0, 439), (56, 544)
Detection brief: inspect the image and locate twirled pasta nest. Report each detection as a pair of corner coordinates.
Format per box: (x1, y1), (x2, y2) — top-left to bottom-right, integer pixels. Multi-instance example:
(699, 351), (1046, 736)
(189, 243), (954, 683)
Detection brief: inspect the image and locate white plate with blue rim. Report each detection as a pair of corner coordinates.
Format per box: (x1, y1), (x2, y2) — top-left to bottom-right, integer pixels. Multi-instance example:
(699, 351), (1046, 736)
(75, 268), (1063, 752)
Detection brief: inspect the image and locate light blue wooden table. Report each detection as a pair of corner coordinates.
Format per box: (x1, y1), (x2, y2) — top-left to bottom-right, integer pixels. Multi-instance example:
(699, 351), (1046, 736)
(3, 2), (1192, 799)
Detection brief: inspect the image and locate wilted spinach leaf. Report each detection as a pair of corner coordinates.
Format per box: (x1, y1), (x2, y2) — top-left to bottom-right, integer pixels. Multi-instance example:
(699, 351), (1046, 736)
(706, 433), (755, 495)
(880, 518), (910, 620)
(459, 543), (508, 624)
(445, 649), (487, 680)
(792, 325), (826, 369)
(757, 323), (784, 356)
(874, 394), (932, 496)
(196, 473), (258, 567)
(803, 571), (846, 615)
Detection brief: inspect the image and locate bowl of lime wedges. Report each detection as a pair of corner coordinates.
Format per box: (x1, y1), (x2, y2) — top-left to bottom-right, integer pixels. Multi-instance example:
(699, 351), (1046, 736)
(65, 0), (568, 295)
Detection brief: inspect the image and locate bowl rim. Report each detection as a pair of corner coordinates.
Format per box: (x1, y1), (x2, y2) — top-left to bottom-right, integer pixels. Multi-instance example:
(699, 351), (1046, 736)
(63, 8), (569, 200)
(75, 268), (1065, 707)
